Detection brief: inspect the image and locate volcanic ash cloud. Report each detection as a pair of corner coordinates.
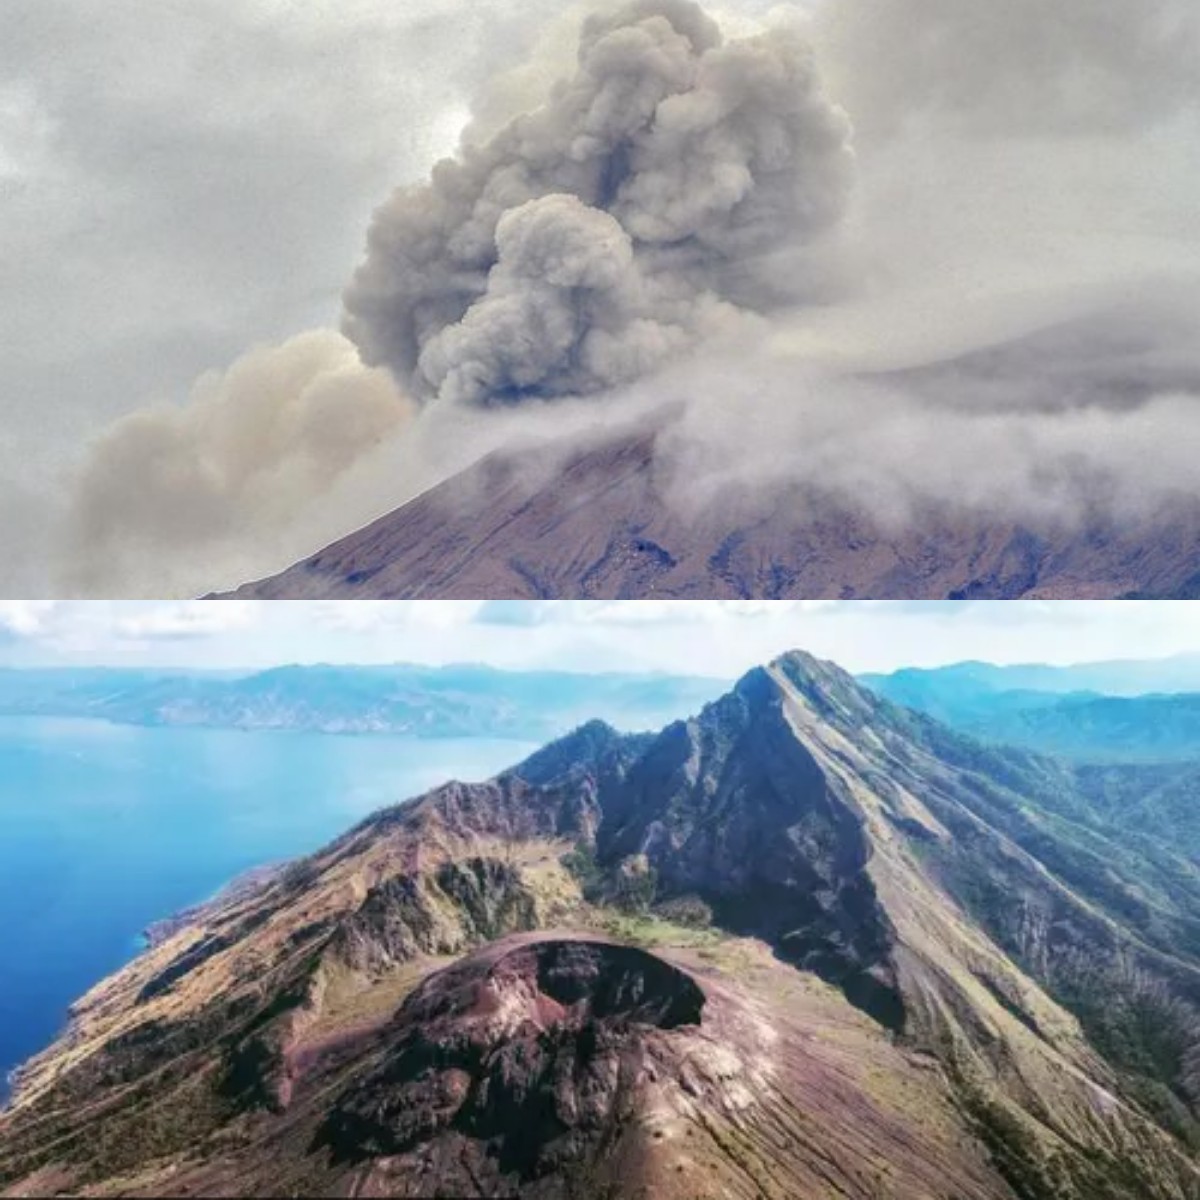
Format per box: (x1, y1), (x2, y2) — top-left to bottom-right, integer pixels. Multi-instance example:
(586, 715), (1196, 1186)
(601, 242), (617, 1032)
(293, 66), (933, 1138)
(341, 0), (854, 409)
(60, 0), (856, 596)
(61, 331), (412, 598)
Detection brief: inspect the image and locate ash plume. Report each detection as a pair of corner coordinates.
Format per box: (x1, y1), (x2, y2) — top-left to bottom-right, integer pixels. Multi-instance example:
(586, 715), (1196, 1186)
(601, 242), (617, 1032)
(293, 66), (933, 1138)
(815, 0), (1200, 138)
(61, 332), (412, 597)
(342, 0), (854, 408)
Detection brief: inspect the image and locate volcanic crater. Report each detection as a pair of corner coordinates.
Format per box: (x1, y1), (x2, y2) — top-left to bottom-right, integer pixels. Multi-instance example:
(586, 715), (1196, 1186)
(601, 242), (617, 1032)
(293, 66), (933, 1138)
(319, 937), (710, 1181)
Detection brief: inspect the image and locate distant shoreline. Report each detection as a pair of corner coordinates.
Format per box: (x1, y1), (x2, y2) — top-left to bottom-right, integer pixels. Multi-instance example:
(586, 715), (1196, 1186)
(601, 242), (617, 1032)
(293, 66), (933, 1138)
(0, 711), (543, 739)
(141, 863), (286, 949)
(0, 663), (728, 746)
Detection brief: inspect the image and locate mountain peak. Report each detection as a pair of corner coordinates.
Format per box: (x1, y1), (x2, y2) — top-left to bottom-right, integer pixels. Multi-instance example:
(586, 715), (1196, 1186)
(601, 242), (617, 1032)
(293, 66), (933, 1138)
(718, 653), (878, 744)
(771, 648), (860, 690)
(729, 662), (780, 708)
(509, 718), (640, 787)
(766, 649), (880, 730)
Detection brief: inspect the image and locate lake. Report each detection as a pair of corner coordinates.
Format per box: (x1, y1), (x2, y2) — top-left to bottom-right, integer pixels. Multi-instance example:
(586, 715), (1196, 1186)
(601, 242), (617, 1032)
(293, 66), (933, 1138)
(0, 717), (537, 1102)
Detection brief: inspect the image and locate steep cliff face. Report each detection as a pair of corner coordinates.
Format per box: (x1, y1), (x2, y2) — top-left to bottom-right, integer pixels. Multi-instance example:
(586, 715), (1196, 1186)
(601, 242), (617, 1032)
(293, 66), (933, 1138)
(765, 654), (1200, 1196)
(586, 666), (902, 1028)
(3, 654), (1200, 1199)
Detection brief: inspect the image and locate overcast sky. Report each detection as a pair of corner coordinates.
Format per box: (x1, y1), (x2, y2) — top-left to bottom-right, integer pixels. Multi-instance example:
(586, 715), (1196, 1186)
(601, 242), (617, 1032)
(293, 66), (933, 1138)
(4, 600), (1200, 677)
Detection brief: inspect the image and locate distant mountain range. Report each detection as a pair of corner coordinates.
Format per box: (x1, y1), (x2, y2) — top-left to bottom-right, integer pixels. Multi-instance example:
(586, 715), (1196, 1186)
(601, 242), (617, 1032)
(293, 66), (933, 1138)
(9, 655), (1200, 764)
(862, 657), (1200, 763)
(0, 664), (726, 740)
(863, 662), (1200, 857)
(4, 651), (1199, 1197)
(862, 655), (1200, 703)
(214, 426), (1200, 599)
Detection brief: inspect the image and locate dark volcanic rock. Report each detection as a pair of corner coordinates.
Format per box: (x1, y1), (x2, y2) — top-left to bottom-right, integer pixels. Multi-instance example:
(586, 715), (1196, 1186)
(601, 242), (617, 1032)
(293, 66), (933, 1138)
(319, 937), (705, 1190)
(330, 859), (541, 973)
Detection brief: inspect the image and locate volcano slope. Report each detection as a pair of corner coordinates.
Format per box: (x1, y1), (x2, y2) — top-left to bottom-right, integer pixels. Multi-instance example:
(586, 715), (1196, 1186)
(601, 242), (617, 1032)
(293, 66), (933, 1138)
(3, 653), (1200, 1198)
(216, 427), (1200, 600)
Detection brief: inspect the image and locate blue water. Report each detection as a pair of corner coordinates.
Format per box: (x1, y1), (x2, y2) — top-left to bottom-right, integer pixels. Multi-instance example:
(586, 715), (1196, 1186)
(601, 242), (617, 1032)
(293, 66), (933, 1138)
(0, 717), (536, 1102)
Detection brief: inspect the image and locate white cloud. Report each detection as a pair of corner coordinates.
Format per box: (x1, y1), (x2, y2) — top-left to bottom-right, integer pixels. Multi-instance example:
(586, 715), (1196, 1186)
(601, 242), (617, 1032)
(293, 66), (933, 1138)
(113, 602), (260, 641)
(0, 601), (262, 660)
(477, 600), (835, 626)
(3, 601), (1200, 677)
(312, 601), (485, 633)
(0, 602), (58, 638)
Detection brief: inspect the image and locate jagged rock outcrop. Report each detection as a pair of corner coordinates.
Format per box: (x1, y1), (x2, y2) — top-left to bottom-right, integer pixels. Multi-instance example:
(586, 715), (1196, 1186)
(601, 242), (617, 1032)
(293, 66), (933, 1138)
(330, 859), (540, 973)
(586, 665), (903, 1028)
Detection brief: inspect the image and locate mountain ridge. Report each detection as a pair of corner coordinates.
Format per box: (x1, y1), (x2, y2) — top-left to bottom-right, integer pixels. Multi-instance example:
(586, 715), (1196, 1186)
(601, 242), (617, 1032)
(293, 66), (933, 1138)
(861, 653), (1200, 703)
(861, 660), (1200, 767)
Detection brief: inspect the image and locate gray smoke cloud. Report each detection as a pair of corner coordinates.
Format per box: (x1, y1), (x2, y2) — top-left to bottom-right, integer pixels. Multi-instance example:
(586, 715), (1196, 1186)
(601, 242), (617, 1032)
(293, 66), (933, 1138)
(650, 289), (1200, 534)
(342, 0), (854, 407)
(61, 332), (412, 597)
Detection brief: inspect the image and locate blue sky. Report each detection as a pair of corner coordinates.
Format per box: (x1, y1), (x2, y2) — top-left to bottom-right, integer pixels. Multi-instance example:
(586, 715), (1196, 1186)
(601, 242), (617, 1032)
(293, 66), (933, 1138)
(3, 601), (1200, 677)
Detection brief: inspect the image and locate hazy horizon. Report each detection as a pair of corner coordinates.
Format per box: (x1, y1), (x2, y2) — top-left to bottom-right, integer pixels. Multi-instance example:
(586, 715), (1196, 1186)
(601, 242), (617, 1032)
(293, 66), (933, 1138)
(8, 599), (1200, 676)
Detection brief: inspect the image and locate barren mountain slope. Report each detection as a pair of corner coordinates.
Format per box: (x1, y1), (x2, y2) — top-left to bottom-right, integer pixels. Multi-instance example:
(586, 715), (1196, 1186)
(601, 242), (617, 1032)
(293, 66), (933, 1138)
(3, 655), (1200, 1198)
(217, 428), (1200, 600)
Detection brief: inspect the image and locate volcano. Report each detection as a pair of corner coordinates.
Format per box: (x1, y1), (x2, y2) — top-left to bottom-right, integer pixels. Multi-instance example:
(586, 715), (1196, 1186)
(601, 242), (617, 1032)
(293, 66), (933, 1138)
(215, 426), (1200, 600)
(3, 652), (1200, 1197)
